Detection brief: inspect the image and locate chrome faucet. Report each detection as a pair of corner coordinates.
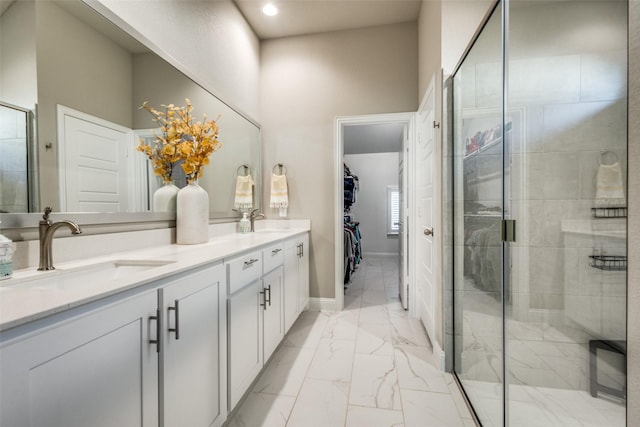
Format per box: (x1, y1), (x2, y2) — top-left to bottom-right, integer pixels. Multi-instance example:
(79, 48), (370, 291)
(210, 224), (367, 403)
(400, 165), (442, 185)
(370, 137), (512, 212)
(38, 207), (82, 271)
(249, 209), (264, 232)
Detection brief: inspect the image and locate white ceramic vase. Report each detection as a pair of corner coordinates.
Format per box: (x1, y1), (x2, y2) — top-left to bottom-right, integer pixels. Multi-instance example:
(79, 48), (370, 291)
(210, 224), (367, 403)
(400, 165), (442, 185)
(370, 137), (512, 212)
(176, 182), (209, 244)
(153, 183), (179, 212)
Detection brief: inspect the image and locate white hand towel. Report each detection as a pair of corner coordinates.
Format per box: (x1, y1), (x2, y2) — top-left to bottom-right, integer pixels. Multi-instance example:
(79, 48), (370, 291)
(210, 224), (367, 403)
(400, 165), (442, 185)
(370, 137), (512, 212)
(594, 162), (626, 207)
(270, 173), (289, 217)
(234, 175), (254, 210)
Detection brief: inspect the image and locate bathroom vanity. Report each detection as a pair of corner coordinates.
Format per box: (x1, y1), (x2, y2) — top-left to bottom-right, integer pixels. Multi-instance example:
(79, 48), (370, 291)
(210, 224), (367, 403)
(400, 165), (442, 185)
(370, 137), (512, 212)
(0, 222), (310, 427)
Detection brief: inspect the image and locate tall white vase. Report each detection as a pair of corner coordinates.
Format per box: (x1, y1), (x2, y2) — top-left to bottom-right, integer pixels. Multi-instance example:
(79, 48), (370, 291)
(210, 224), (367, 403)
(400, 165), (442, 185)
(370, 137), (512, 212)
(153, 183), (179, 212)
(176, 182), (209, 244)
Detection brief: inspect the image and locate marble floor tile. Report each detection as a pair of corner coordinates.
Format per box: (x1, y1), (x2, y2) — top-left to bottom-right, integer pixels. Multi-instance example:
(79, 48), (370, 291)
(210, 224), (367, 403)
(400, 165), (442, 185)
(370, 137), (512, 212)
(322, 310), (360, 340)
(401, 389), (467, 427)
(389, 315), (432, 347)
(359, 305), (390, 325)
(283, 310), (328, 349)
(252, 345), (315, 396)
(362, 289), (388, 306)
(394, 345), (450, 393)
(356, 322), (394, 356)
(345, 406), (404, 427)
(226, 392), (296, 427)
(286, 378), (349, 427)
(349, 353), (401, 410)
(306, 338), (356, 382)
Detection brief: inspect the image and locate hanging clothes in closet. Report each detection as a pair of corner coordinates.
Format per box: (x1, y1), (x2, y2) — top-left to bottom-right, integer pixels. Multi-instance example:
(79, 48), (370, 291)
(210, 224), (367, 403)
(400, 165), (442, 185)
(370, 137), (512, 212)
(344, 163), (359, 211)
(343, 163), (362, 286)
(344, 218), (362, 285)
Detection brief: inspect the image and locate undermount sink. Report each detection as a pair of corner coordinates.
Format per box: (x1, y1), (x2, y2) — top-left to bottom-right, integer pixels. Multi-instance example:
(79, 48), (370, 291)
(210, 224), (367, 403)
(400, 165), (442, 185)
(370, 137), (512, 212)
(10, 259), (176, 291)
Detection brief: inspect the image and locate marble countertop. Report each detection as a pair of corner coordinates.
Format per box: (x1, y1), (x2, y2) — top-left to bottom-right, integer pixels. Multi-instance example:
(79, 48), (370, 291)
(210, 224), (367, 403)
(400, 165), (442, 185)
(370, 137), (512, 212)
(0, 223), (309, 332)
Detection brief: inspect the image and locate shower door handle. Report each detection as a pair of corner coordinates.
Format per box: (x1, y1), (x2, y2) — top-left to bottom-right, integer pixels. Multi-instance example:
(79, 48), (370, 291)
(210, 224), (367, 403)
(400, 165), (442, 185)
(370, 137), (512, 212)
(424, 227), (434, 236)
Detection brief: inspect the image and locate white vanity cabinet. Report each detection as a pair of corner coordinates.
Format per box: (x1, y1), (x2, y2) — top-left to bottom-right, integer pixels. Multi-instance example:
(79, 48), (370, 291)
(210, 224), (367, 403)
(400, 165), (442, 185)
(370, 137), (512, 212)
(226, 243), (285, 411)
(262, 267), (284, 363)
(227, 250), (265, 410)
(0, 290), (160, 427)
(160, 263), (226, 427)
(283, 234), (310, 332)
(0, 262), (227, 427)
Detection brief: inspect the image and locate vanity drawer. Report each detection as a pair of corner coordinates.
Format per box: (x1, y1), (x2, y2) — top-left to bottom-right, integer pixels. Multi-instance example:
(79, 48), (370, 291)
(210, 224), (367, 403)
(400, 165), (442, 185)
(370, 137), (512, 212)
(227, 251), (263, 294)
(263, 243), (284, 274)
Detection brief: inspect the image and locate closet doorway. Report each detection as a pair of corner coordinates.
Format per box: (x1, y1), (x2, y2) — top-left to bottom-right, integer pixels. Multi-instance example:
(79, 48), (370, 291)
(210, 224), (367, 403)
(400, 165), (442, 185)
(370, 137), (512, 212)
(334, 113), (414, 313)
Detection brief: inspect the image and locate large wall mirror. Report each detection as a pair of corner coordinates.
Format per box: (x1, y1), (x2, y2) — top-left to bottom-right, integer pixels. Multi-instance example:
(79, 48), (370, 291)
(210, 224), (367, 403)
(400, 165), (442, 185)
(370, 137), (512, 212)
(0, 0), (261, 226)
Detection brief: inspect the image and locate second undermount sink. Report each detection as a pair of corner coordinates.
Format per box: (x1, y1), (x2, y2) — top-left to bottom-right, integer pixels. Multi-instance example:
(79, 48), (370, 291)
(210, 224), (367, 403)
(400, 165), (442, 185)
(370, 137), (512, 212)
(12, 259), (176, 291)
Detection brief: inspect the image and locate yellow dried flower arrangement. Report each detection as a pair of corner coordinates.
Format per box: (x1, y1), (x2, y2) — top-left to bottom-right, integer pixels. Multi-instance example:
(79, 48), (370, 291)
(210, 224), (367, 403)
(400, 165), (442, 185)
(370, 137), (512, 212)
(137, 98), (222, 184)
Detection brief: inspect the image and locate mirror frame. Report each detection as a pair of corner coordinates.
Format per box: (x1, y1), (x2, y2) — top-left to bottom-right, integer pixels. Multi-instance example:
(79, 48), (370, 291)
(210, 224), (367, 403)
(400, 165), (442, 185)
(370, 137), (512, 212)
(1, 0), (261, 231)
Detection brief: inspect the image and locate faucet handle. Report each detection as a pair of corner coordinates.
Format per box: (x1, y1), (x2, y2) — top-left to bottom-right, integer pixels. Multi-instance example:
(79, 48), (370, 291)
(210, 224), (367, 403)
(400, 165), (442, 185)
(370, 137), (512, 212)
(42, 207), (52, 221)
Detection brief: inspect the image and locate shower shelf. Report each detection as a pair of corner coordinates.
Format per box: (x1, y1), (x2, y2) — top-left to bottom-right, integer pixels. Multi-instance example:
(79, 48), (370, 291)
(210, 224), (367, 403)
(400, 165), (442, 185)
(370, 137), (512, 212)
(588, 255), (627, 271)
(591, 207), (627, 219)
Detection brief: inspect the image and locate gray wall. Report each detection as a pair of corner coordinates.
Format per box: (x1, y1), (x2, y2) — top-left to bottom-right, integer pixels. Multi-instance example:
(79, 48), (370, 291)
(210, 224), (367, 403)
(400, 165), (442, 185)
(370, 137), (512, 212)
(97, 0), (260, 121)
(0, 0), (37, 109)
(260, 22), (418, 299)
(343, 153), (400, 256)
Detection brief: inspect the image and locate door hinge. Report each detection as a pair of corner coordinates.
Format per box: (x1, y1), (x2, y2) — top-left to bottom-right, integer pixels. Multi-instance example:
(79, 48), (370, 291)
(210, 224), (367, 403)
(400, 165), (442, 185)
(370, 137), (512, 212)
(501, 219), (516, 242)
(433, 120), (440, 129)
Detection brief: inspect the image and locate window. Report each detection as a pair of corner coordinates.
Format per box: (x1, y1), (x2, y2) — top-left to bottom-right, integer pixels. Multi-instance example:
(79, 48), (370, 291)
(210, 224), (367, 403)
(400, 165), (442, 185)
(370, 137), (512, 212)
(387, 185), (400, 235)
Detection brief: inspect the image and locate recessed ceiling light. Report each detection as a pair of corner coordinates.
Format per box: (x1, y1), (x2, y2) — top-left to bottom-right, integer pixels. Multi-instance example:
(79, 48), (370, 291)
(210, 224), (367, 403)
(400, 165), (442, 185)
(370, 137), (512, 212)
(262, 3), (278, 16)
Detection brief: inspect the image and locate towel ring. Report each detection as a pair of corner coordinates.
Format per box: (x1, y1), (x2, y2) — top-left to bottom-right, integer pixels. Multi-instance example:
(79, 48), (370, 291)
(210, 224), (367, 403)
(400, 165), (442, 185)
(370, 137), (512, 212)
(272, 163), (287, 175)
(599, 150), (618, 166)
(236, 164), (250, 176)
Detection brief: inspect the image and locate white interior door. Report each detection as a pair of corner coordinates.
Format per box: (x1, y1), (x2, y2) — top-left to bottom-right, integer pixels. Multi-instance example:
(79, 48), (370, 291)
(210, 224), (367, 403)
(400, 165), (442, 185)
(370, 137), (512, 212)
(414, 77), (436, 341)
(57, 105), (134, 212)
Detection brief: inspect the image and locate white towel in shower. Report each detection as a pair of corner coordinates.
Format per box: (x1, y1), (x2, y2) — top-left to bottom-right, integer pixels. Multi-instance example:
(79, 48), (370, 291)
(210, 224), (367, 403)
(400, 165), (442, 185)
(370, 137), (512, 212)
(594, 162), (626, 207)
(270, 173), (289, 217)
(234, 175), (254, 210)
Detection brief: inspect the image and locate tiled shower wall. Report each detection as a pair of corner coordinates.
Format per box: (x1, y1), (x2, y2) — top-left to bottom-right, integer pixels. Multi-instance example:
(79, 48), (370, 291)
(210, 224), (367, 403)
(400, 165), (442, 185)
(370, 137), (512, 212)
(455, 1), (628, 393)
(0, 105), (29, 213)
(507, 4), (627, 392)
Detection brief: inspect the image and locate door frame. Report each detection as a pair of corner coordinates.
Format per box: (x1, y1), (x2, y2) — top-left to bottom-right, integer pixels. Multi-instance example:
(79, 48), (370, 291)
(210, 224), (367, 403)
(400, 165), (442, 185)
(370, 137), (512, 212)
(333, 112), (415, 312)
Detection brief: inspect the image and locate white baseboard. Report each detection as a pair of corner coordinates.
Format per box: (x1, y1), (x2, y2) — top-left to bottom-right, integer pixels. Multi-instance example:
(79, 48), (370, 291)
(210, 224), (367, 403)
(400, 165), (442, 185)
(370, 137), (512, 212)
(308, 297), (337, 311)
(432, 340), (446, 371)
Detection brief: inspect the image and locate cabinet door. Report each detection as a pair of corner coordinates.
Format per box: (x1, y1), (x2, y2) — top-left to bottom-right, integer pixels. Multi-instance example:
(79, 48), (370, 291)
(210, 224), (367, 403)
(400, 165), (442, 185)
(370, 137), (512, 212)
(262, 266), (283, 362)
(228, 279), (263, 410)
(283, 239), (300, 333)
(0, 292), (159, 427)
(298, 234), (310, 312)
(162, 264), (226, 427)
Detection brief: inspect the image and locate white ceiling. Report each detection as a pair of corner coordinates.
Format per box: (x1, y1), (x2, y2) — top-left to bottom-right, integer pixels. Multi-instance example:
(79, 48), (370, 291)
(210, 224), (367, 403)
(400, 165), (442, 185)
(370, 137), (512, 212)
(234, 0), (423, 40)
(344, 122), (405, 154)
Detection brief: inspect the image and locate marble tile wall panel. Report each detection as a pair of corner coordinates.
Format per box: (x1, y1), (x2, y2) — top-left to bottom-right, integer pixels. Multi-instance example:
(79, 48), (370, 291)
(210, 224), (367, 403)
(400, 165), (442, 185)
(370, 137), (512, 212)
(580, 51), (627, 102)
(509, 55), (581, 105)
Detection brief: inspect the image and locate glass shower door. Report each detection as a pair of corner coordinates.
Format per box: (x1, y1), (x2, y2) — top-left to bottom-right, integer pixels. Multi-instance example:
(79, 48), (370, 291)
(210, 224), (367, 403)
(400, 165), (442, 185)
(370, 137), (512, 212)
(505, 1), (628, 426)
(452, 3), (505, 426)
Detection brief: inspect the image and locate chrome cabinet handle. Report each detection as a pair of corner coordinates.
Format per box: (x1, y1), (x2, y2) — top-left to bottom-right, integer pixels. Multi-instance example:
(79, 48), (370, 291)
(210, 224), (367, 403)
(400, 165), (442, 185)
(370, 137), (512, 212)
(244, 258), (259, 267)
(271, 248), (282, 255)
(149, 308), (161, 353)
(168, 300), (180, 340)
(301, 243), (304, 257)
(424, 228), (434, 236)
